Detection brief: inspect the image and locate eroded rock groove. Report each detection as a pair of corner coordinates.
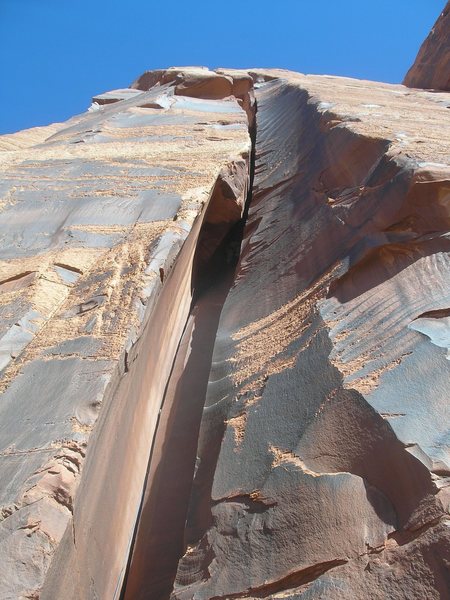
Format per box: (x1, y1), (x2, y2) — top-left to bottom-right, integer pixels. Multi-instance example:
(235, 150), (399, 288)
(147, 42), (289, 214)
(120, 102), (258, 600)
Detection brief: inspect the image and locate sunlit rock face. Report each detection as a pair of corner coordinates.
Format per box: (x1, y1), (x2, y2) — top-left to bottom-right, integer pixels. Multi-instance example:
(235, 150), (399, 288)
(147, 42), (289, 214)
(404, 0), (450, 91)
(0, 16), (450, 600)
(0, 68), (251, 600)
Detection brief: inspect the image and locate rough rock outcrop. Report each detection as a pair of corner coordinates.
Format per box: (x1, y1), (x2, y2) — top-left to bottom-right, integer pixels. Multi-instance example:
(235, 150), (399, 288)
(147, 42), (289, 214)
(1, 19), (450, 600)
(404, 1), (450, 91)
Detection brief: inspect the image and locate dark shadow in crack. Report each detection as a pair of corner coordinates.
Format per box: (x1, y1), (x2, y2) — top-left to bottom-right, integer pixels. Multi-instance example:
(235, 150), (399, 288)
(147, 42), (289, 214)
(121, 227), (240, 600)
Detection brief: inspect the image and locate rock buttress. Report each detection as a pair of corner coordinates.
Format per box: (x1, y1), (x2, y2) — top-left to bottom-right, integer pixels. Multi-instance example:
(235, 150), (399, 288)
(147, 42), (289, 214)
(171, 72), (450, 599)
(0, 64), (449, 600)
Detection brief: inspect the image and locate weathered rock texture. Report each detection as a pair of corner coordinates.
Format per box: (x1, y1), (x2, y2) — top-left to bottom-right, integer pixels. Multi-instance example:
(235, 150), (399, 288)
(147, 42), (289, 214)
(404, 0), (450, 91)
(1, 20), (450, 600)
(0, 69), (251, 599)
(168, 71), (450, 600)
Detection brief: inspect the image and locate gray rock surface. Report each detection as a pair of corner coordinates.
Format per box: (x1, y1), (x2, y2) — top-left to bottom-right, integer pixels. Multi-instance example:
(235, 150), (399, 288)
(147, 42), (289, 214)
(169, 72), (450, 600)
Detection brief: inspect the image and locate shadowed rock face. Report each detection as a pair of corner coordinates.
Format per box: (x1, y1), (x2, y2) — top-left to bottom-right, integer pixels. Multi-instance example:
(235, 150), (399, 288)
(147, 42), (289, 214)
(0, 59), (449, 600)
(404, 1), (450, 91)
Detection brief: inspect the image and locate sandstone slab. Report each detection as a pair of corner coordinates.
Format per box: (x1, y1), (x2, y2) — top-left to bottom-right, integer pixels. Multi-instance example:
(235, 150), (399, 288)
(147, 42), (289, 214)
(0, 68), (251, 599)
(0, 58), (449, 600)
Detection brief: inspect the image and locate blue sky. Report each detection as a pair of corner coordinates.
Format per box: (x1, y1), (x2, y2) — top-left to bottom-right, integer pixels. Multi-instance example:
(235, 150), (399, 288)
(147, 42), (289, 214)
(0, 0), (445, 134)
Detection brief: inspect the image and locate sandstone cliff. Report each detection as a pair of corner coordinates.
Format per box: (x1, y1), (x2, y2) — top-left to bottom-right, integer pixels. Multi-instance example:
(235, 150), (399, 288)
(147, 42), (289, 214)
(0, 68), (251, 599)
(0, 21), (449, 600)
(404, 0), (450, 91)
(166, 71), (450, 600)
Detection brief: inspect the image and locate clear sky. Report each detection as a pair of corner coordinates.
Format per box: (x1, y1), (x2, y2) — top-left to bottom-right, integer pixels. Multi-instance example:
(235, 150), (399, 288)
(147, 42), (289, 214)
(0, 0), (446, 134)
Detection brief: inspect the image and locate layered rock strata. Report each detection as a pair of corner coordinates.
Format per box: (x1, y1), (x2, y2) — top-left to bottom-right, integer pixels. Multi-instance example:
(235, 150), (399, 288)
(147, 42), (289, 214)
(404, 0), (450, 91)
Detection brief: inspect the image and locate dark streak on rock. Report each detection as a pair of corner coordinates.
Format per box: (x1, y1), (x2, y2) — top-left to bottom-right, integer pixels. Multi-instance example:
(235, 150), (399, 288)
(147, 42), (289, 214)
(209, 559), (348, 599)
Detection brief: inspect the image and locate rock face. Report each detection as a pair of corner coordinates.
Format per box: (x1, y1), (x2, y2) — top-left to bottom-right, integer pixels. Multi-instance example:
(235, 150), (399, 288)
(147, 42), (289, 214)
(168, 72), (450, 600)
(404, 1), (450, 91)
(0, 26), (450, 600)
(0, 69), (251, 599)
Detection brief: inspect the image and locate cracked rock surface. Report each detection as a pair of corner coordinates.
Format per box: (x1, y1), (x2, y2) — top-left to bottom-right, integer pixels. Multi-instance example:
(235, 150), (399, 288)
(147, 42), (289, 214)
(170, 72), (450, 599)
(0, 28), (449, 600)
(0, 68), (251, 599)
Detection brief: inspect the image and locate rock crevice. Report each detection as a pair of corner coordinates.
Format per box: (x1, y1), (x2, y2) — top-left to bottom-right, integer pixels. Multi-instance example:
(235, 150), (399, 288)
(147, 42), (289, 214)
(0, 38), (449, 600)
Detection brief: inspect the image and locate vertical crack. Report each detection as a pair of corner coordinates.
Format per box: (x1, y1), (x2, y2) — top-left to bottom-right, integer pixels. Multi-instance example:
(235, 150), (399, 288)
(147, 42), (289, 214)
(119, 100), (258, 600)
